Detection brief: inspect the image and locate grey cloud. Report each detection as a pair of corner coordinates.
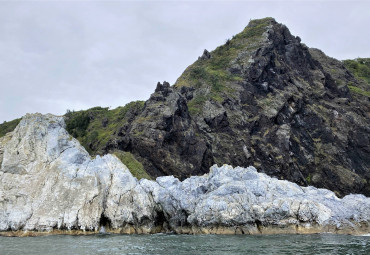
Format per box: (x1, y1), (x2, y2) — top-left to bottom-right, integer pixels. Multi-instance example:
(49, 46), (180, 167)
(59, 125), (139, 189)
(0, 1), (369, 122)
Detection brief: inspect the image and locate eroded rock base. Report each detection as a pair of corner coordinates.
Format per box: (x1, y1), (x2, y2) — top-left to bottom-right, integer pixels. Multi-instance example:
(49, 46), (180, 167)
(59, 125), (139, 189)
(1, 222), (369, 237)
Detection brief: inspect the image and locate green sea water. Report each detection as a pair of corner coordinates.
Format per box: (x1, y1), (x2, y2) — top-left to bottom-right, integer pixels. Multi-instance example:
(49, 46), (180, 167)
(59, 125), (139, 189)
(0, 233), (369, 255)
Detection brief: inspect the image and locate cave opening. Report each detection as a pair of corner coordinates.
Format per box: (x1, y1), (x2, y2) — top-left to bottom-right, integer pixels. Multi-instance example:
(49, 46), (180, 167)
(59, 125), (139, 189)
(99, 213), (112, 229)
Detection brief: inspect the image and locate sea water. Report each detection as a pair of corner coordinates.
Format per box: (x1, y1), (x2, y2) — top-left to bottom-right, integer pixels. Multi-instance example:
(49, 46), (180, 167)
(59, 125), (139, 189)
(0, 233), (369, 255)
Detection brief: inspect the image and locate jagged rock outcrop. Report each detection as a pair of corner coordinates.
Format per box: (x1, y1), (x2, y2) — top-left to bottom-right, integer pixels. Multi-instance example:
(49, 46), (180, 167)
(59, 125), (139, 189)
(1, 114), (369, 236)
(124, 82), (212, 179)
(113, 17), (368, 197)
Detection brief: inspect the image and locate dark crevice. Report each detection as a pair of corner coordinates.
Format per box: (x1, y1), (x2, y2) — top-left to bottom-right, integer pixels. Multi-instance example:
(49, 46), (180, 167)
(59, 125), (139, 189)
(255, 219), (262, 233)
(99, 213), (112, 229)
(155, 210), (167, 227)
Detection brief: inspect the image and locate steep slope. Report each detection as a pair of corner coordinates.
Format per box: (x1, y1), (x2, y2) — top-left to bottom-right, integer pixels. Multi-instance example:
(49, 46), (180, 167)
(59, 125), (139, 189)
(343, 58), (370, 97)
(116, 17), (369, 197)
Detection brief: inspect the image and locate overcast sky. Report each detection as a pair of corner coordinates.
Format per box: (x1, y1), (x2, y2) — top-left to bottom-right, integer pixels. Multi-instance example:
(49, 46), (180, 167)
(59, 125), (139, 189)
(0, 0), (369, 123)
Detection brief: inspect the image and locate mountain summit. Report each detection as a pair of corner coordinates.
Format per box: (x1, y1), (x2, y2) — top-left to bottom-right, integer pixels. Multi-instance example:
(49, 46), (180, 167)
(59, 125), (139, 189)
(3, 18), (369, 197)
(67, 17), (370, 197)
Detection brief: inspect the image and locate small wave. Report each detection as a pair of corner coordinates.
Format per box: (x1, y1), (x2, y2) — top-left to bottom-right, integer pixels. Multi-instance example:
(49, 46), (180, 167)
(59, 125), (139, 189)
(353, 233), (370, 237)
(99, 226), (106, 234)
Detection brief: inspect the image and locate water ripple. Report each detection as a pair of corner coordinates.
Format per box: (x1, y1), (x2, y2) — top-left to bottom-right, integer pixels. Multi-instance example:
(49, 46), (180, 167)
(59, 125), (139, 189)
(0, 234), (369, 255)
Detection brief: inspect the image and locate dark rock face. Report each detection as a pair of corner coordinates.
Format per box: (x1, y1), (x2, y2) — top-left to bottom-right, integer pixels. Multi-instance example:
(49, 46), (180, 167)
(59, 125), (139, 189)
(104, 18), (369, 197)
(199, 49), (212, 60)
(115, 82), (212, 179)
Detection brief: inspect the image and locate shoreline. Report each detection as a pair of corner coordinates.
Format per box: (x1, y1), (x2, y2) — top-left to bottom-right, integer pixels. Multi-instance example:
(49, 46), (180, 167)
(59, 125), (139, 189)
(1, 222), (369, 237)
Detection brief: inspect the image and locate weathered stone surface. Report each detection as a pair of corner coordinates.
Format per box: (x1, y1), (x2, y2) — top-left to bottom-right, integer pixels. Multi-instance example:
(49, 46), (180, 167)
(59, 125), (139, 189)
(1, 114), (369, 235)
(199, 49), (211, 60)
(0, 114), (157, 232)
(125, 81), (211, 179)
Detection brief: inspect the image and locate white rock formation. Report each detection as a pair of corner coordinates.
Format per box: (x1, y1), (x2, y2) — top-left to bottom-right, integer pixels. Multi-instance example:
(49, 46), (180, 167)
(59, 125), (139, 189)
(0, 114), (157, 233)
(0, 113), (369, 235)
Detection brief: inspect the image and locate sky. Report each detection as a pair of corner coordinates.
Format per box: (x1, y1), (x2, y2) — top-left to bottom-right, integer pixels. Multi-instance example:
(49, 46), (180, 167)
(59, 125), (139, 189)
(0, 0), (369, 123)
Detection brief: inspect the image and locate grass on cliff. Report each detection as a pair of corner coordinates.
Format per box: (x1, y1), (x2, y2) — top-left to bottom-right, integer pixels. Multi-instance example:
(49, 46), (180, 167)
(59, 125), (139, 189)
(65, 101), (145, 155)
(0, 118), (21, 138)
(347, 85), (370, 97)
(343, 58), (370, 97)
(174, 18), (274, 115)
(65, 101), (152, 179)
(343, 58), (370, 85)
(113, 150), (151, 180)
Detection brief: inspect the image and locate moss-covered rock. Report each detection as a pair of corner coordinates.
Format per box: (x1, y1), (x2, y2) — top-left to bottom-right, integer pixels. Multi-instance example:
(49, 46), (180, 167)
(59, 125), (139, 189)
(113, 150), (151, 180)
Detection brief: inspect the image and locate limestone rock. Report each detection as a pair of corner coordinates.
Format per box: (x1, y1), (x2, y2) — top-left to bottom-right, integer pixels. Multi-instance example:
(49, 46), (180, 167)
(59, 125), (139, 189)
(0, 114), (156, 232)
(1, 114), (369, 235)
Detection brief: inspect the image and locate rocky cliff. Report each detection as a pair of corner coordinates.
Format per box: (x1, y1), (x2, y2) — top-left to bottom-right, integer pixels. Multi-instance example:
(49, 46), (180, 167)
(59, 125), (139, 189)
(0, 114), (369, 236)
(59, 18), (369, 197)
(1, 18), (369, 198)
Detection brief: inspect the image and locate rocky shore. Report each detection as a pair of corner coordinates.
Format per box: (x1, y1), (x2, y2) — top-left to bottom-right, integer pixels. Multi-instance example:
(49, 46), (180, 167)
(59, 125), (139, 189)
(0, 114), (369, 236)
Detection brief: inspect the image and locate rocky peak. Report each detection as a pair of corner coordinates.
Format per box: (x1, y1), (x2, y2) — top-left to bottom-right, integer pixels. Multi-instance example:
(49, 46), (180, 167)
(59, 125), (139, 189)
(199, 49), (212, 60)
(121, 81), (210, 179)
(151, 18), (369, 196)
(154, 81), (171, 94)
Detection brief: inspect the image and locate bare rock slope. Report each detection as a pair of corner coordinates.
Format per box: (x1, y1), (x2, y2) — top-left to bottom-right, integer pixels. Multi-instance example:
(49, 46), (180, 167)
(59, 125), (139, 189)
(0, 114), (369, 235)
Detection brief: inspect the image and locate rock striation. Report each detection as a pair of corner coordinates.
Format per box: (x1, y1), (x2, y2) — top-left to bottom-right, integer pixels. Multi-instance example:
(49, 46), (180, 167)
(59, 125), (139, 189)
(0, 114), (369, 236)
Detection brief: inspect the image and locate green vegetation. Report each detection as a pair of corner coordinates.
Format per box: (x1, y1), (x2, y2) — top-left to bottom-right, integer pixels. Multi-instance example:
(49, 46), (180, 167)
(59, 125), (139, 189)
(305, 174), (312, 185)
(343, 58), (370, 85)
(174, 18), (274, 115)
(65, 101), (145, 154)
(176, 17), (274, 88)
(207, 17), (274, 72)
(0, 118), (21, 138)
(113, 150), (151, 180)
(179, 66), (236, 115)
(188, 95), (208, 115)
(65, 110), (90, 138)
(65, 101), (150, 178)
(347, 85), (370, 97)
(343, 58), (370, 97)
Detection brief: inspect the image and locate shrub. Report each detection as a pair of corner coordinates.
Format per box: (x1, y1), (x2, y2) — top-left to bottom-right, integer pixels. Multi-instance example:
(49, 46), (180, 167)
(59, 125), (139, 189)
(348, 85), (370, 97)
(343, 58), (370, 85)
(64, 101), (145, 156)
(0, 118), (22, 138)
(65, 111), (90, 138)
